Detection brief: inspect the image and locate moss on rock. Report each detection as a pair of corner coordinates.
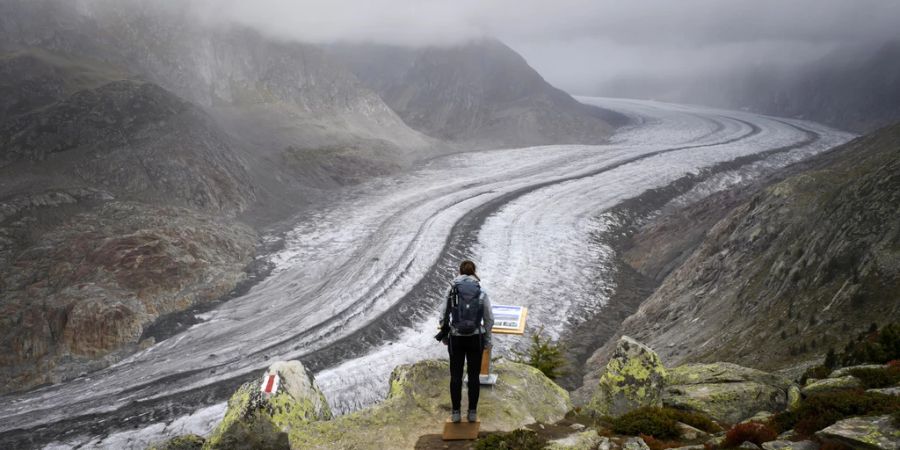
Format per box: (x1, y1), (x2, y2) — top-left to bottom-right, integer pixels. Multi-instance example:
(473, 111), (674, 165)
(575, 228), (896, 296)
(203, 361), (331, 450)
(546, 430), (604, 450)
(663, 363), (793, 424)
(589, 336), (668, 417)
(816, 415), (900, 450)
(801, 376), (863, 396)
(285, 358), (571, 449)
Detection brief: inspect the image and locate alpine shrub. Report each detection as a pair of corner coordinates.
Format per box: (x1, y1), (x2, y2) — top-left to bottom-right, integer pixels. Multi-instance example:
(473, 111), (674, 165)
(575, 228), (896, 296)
(848, 366), (900, 389)
(611, 407), (680, 439)
(771, 389), (900, 435)
(611, 407), (721, 438)
(511, 326), (568, 380)
(475, 429), (546, 450)
(837, 322), (900, 366)
(722, 422), (777, 448)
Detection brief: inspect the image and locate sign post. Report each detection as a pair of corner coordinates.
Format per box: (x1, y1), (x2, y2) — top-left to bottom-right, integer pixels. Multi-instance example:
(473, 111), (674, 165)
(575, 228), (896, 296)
(480, 304), (528, 385)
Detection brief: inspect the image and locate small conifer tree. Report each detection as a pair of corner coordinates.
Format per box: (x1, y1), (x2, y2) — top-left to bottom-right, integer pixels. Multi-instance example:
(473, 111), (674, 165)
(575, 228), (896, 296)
(511, 326), (568, 380)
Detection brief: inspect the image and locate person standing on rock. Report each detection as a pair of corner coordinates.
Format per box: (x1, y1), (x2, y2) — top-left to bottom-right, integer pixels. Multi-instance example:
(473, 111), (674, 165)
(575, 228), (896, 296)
(435, 260), (494, 423)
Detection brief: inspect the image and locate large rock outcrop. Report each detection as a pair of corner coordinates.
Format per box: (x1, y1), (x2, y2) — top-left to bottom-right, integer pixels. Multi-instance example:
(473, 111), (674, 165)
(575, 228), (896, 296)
(584, 337), (797, 424)
(816, 415), (900, 450)
(280, 359), (570, 449)
(663, 363), (794, 424)
(588, 336), (668, 417)
(204, 361), (331, 450)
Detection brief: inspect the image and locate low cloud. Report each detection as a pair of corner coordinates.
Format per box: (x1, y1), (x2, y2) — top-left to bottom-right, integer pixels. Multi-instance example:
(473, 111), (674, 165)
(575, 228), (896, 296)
(191, 0), (900, 93)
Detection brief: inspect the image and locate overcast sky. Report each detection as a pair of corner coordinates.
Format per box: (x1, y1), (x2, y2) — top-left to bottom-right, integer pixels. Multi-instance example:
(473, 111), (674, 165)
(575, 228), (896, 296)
(197, 0), (900, 94)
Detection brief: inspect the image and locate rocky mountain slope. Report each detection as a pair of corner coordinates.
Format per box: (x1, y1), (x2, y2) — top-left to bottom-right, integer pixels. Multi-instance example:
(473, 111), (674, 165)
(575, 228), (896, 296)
(0, 46), (268, 394)
(584, 121), (900, 382)
(329, 39), (625, 149)
(0, 0), (435, 215)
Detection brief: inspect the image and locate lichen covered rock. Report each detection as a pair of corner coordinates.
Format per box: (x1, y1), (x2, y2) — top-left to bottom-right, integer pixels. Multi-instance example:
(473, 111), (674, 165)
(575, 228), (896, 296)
(815, 415), (900, 450)
(204, 360), (331, 450)
(676, 421), (709, 440)
(802, 376), (862, 396)
(662, 363), (792, 424)
(547, 430), (604, 450)
(829, 365), (886, 378)
(787, 385), (802, 411)
(625, 436), (652, 450)
(286, 358), (570, 449)
(588, 336), (668, 417)
(867, 387), (900, 397)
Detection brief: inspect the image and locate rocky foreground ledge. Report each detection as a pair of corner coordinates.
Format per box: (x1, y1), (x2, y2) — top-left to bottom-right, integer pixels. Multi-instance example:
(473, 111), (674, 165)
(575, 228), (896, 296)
(151, 358), (570, 450)
(150, 336), (900, 450)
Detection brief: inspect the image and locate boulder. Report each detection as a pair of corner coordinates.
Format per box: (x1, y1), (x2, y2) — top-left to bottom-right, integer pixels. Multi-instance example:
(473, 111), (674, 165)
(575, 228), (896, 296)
(829, 365), (887, 378)
(815, 415), (900, 450)
(285, 359), (571, 449)
(761, 440), (820, 450)
(867, 387), (900, 396)
(676, 422), (709, 440)
(802, 376), (862, 395)
(739, 442), (762, 450)
(671, 446), (707, 450)
(741, 411), (775, 425)
(706, 435), (727, 447)
(547, 430), (604, 450)
(598, 436), (613, 450)
(663, 363), (792, 424)
(588, 336), (668, 417)
(204, 361), (332, 450)
(624, 436), (651, 450)
(787, 386), (802, 411)
(777, 430), (800, 441)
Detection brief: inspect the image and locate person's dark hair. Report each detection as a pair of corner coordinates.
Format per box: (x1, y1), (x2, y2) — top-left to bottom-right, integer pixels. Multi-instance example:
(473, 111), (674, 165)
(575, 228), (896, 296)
(459, 260), (479, 280)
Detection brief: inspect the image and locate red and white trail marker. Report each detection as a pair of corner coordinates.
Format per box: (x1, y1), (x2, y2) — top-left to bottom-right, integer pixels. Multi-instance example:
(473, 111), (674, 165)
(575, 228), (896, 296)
(261, 373), (280, 395)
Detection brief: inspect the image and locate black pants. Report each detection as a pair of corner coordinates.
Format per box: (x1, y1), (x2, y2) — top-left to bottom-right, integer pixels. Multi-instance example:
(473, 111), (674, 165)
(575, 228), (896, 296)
(448, 333), (483, 411)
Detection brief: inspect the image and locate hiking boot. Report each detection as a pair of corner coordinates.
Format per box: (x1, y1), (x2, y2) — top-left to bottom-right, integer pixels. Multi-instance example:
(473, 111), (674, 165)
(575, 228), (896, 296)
(467, 410), (477, 422)
(451, 410), (461, 423)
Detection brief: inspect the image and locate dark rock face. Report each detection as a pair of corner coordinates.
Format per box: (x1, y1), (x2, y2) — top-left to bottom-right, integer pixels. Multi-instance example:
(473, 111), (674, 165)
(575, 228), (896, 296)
(595, 122), (900, 372)
(330, 39), (624, 148)
(2, 80), (187, 164)
(0, 50), (257, 214)
(0, 202), (257, 394)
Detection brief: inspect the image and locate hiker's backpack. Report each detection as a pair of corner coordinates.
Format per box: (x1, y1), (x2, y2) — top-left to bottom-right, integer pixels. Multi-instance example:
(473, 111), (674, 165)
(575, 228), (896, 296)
(450, 278), (483, 334)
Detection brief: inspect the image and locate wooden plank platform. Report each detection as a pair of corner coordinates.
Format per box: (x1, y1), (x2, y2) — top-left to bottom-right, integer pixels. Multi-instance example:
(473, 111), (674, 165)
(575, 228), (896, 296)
(442, 418), (480, 440)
